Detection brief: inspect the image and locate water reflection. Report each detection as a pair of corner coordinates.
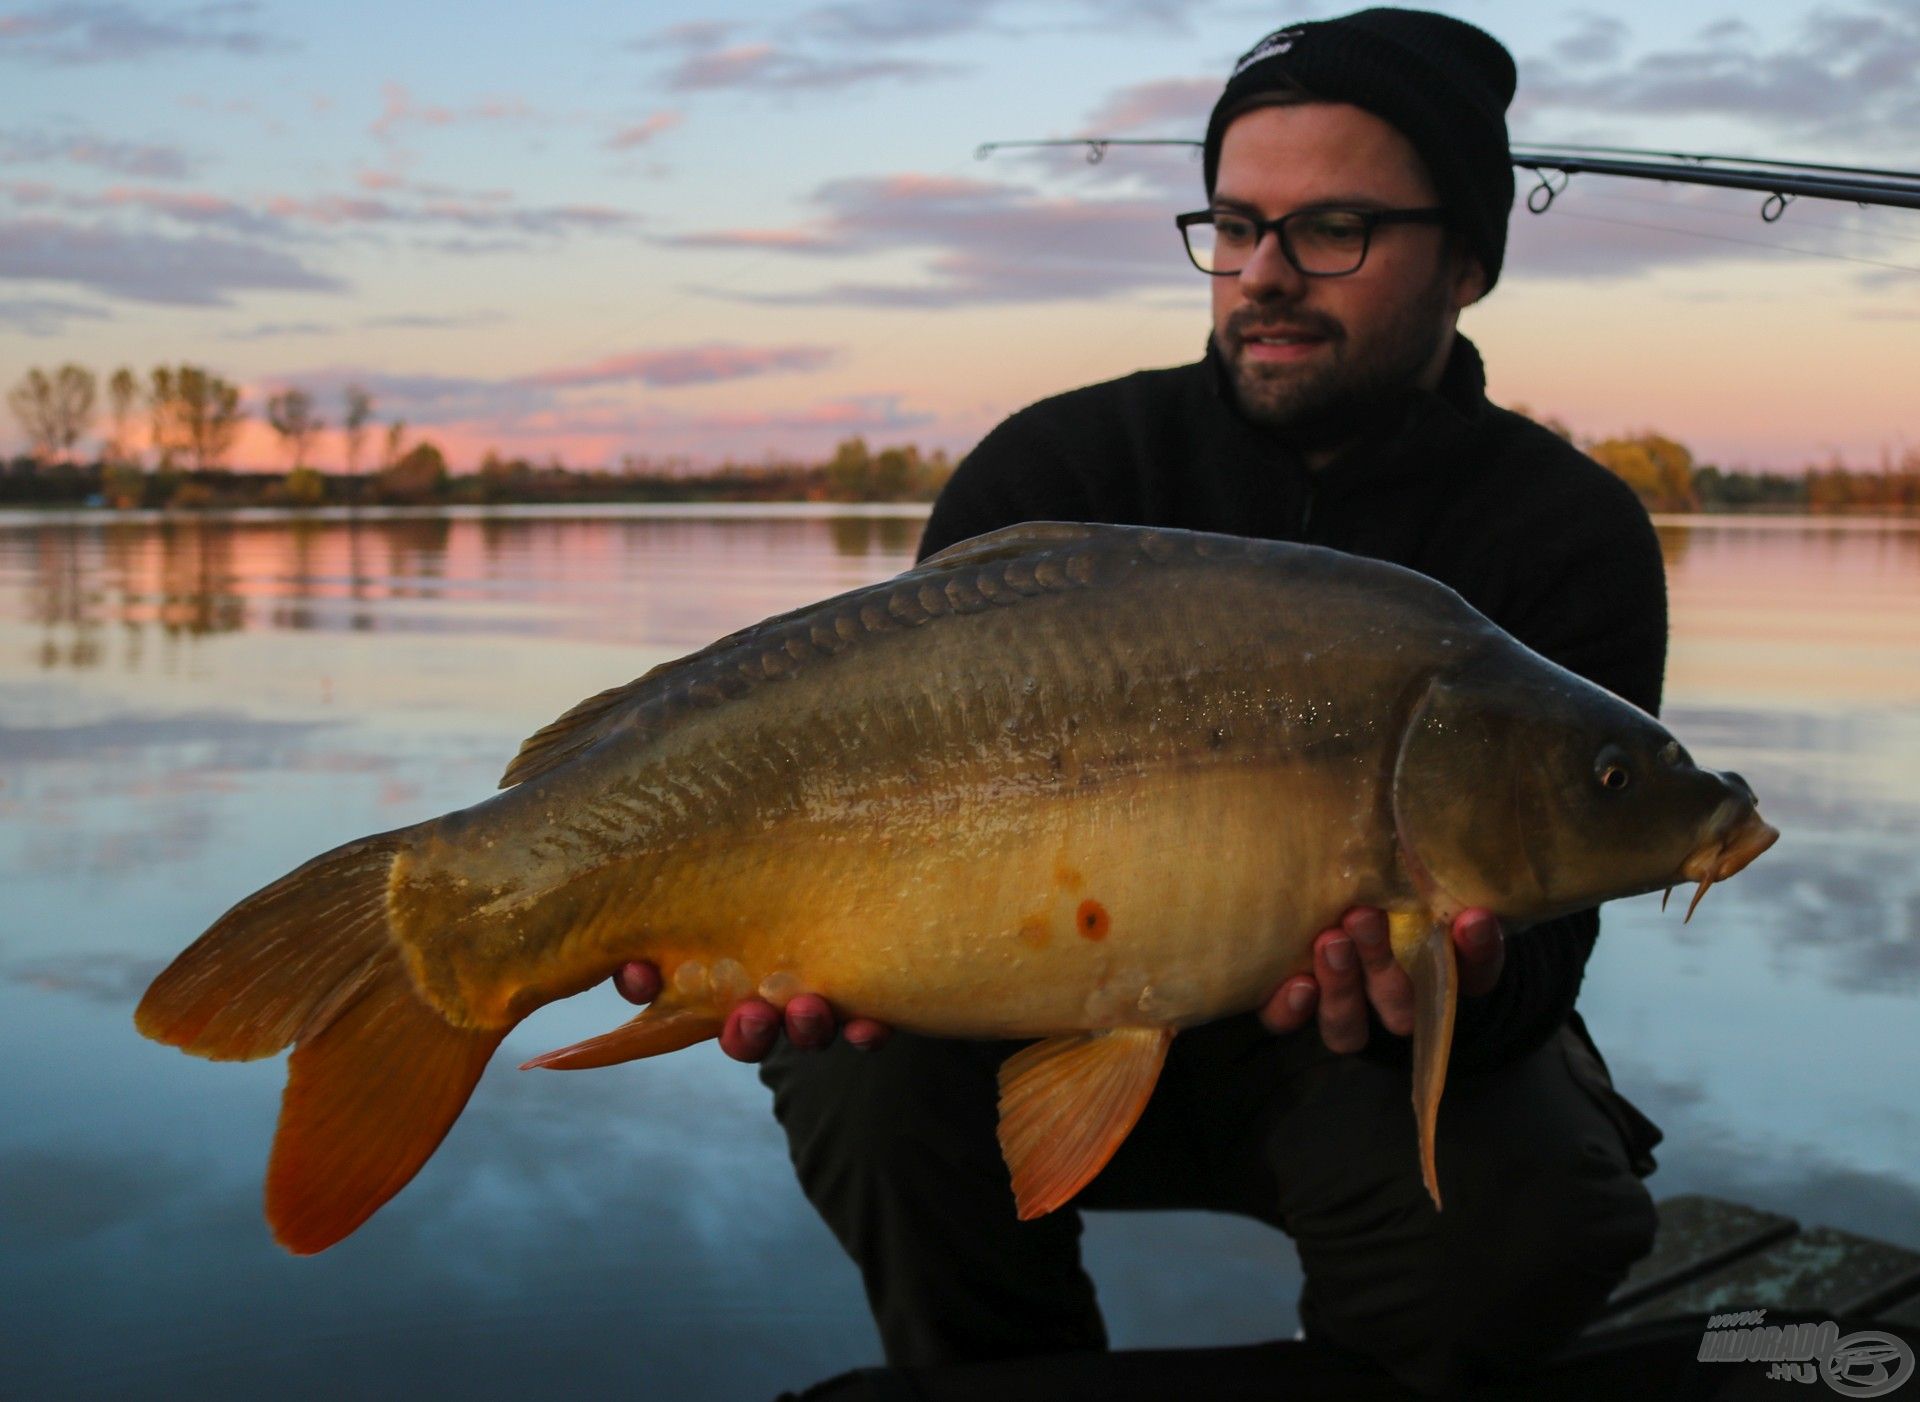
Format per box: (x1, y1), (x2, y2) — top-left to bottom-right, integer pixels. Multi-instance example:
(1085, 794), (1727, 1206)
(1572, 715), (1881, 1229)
(1, 508), (1916, 1399)
(1, 509), (929, 673)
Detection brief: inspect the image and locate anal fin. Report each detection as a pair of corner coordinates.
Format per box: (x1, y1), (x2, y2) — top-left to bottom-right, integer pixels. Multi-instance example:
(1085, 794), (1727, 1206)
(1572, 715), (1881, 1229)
(521, 1003), (722, 1071)
(996, 1026), (1172, 1221)
(1406, 921), (1459, 1212)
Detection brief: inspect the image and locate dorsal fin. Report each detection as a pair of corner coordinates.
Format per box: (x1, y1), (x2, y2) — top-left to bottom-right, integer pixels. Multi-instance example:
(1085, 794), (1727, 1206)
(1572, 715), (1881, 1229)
(916, 521), (1101, 570)
(498, 670), (662, 788)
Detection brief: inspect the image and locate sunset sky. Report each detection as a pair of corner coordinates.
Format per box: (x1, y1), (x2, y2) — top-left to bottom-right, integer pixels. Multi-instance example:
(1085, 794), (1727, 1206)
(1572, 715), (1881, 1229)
(3, 0), (1917, 472)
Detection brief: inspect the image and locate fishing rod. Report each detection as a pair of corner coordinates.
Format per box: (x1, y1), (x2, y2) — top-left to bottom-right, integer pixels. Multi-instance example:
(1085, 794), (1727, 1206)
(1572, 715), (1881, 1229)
(974, 139), (1920, 222)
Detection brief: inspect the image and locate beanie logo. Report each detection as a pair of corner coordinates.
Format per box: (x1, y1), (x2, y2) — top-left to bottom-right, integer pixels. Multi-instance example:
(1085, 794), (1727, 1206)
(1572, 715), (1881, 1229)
(1232, 26), (1303, 77)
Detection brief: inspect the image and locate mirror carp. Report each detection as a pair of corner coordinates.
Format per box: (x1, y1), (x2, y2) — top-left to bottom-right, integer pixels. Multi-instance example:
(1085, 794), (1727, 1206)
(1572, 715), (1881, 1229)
(136, 522), (1777, 1253)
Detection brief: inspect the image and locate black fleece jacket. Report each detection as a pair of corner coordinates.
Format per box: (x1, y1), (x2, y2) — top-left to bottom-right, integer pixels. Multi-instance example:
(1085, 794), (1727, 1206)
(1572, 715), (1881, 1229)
(916, 333), (1668, 1072)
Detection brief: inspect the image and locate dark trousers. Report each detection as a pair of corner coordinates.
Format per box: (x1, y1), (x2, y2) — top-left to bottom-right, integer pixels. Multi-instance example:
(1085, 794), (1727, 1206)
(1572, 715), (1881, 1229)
(759, 1012), (1661, 1398)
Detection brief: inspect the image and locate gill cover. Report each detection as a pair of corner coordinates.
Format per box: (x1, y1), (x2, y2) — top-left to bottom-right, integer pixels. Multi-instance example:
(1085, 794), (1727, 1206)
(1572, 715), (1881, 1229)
(1390, 668), (1559, 918)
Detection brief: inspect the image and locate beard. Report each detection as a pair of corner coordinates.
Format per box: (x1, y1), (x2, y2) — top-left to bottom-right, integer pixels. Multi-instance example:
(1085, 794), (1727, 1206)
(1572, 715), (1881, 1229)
(1219, 267), (1456, 447)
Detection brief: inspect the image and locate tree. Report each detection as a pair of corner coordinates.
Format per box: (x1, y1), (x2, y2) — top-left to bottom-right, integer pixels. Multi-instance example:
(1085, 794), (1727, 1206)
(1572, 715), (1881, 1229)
(1588, 432), (1699, 512)
(383, 420), (407, 469)
(377, 440), (447, 504)
(103, 367), (140, 465)
(102, 461), (146, 509)
(826, 436), (873, 500)
(283, 466), (326, 507)
(342, 384), (374, 479)
(265, 387), (323, 470)
(7, 364), (97, 463)
(149, 364), (245, 471)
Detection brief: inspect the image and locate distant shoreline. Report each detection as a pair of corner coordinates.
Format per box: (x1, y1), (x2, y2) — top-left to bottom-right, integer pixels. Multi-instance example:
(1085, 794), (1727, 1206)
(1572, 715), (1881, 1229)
(2, 502), (1916, 529)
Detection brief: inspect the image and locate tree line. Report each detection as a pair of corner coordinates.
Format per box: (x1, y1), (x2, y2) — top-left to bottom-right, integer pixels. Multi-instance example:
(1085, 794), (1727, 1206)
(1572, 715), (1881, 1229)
(1517, 410), (1919, 514)
(7, 362), (1913, 513)
(3, 361), (953, 508)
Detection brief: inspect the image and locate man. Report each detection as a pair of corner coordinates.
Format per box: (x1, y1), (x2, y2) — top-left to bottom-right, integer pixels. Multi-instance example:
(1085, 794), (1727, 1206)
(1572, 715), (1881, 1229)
(615, 8), (1667, 1394)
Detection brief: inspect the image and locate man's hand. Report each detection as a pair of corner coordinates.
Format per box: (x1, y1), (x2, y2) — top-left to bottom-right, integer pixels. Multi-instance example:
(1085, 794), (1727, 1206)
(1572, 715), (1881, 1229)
(611, 962), (891, 1063)
(1256, 907), (1505, 1052)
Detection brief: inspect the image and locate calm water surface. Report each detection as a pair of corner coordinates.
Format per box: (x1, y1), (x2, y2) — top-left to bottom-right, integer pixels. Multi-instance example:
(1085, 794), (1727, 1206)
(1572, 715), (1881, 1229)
(2, 507), (1916, 1400)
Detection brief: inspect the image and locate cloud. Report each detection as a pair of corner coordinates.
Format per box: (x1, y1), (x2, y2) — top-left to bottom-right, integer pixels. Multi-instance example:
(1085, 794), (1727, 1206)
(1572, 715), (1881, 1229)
(677, 171), (1189, 307)
(794, 0), (1198, 45)
(1519, 2), (1920, 149)
(633, 19), (737, 51)
(1079, 77), (1217, 135)
(0, 293), (111, 334)
(370, 82), (534, 141)
(606, 111), (682, 151)
(796, 0), (992, 44)
(0, 125), (195, 178)
(522, 344), (839, 389)
(97, 184), (283, 235)
(218, 310), (506, 339)
(361, 310), (504, 330)
(276, 341), (847, 429)
(672, 392), (932, 435)
(1548, 12), (1629, 68)
(0, 216), (343, 305)
(0, 179), (279, 235)
(0, 0), (289, 64)
(663, 40), (948, 92)
(218, 319), (332, 339)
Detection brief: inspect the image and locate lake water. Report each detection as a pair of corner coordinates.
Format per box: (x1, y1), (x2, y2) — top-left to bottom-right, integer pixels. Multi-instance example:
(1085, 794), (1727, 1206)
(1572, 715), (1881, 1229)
(2, 507), (1915, 1400)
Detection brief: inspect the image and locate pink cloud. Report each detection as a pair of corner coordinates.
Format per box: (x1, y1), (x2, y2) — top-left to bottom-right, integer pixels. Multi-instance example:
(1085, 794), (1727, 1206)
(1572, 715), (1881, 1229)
(101, 186), (242, 216)
(522, 343), (838, 388)
(667, 227), (840, 251)
(265, 193), (398, 224)
(370, 83), (531, 140)
(607, 110), (683, 151)
(1080, 77), (1217, 135)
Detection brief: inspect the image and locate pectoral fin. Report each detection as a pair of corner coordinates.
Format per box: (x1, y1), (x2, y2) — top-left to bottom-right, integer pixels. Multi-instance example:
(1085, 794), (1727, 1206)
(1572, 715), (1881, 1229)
(520, 1003), (722, 1071)
(996, 1027), (1172, 1221)
(1407, 921), (1458, 1212)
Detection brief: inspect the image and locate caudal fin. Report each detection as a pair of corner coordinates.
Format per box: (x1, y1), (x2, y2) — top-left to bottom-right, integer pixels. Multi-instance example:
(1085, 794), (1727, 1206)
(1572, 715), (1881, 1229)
(135, 828), (505, 1255)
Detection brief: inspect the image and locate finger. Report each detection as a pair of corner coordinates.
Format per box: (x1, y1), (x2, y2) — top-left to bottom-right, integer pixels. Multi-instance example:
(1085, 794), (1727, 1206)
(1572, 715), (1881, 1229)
(1257, 976), (1319, 1034)
(783, 993), (837, 1050)
(1343, 908), (1414, 1037)
(843, 1018), (891, 1051)
(719, 998), (781, 1062)
(1314, 928), (1368, 1053)
(1453, 909), (1505, 997)
(613, 961), (661, 1006)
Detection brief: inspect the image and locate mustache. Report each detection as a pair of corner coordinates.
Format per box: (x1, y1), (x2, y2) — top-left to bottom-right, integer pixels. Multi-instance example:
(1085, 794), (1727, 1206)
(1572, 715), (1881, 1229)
(1225, 307), (1345, 344)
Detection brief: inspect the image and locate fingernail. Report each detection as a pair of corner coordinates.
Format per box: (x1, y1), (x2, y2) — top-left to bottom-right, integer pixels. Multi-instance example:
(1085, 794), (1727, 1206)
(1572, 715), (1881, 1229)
(740, 1014), (775, 1040)
(792, 1014), (825, 1037)
(1324, 938), (1353, 971)
(1352, 916), (1385, 947)
(1286, 983), (1314, 1014)
(1464, 917), (1497, 951)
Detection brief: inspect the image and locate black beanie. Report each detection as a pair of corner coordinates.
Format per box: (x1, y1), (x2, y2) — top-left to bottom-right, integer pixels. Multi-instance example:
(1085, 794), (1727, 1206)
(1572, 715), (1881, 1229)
(1202, 7), (1516, 292)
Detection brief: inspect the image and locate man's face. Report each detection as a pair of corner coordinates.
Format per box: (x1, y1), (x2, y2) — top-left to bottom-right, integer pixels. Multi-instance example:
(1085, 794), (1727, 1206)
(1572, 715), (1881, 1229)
(1209, 101), (1485, 432)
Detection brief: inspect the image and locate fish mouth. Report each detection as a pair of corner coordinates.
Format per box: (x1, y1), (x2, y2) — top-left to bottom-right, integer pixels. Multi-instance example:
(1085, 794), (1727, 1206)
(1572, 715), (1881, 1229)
(1668, 809), (1780, 921)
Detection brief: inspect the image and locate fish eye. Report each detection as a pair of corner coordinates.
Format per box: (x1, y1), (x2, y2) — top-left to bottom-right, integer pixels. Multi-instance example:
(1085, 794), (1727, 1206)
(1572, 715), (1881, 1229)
(1594, 744), (1632, 792)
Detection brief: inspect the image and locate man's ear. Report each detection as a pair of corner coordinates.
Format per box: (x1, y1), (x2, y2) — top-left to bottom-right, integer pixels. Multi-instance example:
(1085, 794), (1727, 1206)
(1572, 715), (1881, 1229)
(1451, 244), (1488, 309)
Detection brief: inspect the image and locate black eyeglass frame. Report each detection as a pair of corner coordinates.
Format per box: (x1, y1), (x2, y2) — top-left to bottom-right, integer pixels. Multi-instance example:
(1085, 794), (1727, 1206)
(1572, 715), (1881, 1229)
(1175, 205), (1449, 277)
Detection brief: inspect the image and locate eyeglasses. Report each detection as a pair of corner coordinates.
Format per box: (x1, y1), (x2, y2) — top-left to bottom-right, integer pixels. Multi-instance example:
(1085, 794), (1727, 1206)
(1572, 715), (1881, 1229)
(1176, 205), (1448, 277)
